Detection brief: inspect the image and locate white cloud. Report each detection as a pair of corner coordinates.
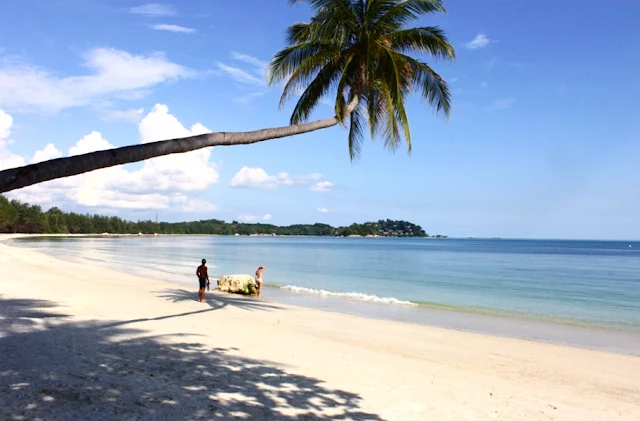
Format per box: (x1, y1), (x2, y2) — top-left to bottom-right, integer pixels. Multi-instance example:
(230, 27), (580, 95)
(0, 109), (26, 170)
(230, 167), (322, 190)
(216, 63), (265, 86)
(0, 109), (11, 142)
(466, 33), (492, 50)
(128, 3), (176, 17)
(489, 98), (516, 111)
(69, 131), (114, 156)
(0, 149), (26, 171)
(310, 181), (335, 193)
(238, 214), (272, 222)
(0, 48), (190, 113)
(218, 51), (332, 108)
(230, 167), (276, 190)
(174, 198), (218, 213)
(104, 108), (145, 122)
(31, 143), (62, 164)
(230, 52), (268, 75)
(317, 208), (328, 213)
(152, 24), (195, 33)
(216, 52), (268, 87)
(4, 105), (219, 212)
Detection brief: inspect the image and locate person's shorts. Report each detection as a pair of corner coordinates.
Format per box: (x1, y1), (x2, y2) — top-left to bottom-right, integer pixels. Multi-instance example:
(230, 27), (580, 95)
(198, 277), (207, 289)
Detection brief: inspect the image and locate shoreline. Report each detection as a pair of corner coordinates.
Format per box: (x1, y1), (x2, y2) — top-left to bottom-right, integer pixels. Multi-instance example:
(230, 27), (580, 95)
(263, 286), (640, 357)
(6, 233), (640, 356)
(2, 235), (640, 419)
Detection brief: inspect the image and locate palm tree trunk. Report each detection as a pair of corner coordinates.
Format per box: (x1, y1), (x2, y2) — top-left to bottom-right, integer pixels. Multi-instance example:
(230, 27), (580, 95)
(0, 98), (358, 193)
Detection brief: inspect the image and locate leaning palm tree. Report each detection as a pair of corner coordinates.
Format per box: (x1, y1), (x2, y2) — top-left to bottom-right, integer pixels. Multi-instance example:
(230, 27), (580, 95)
(0, 0), (454, 193)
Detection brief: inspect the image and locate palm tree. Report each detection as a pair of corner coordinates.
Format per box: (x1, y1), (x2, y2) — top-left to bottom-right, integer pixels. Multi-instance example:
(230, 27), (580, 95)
(0, 0), (454, 194)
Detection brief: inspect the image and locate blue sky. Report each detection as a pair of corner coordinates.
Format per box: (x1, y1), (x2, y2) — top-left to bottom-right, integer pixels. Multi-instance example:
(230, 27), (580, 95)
(0, 0), (638, 239)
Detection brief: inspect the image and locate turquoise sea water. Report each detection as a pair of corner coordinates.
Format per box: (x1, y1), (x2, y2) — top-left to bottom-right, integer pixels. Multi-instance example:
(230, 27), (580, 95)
(9, 236), (640, 352)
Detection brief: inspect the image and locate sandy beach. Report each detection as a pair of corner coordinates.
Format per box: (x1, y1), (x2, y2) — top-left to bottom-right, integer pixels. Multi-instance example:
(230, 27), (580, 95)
(1, 235), (639, 420)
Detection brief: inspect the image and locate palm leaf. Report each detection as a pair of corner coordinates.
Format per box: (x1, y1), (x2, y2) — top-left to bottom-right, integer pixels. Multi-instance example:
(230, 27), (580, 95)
(348, 103), (365, 160)
(404, 55), (452, 117)
(373, 0), (446, 31)
(388, 26), (455, 60)
(268, 42), (338, 86)
(276, 0), (454, 160)
(290, 56), (349, 124)
(278, 47), (345, 107)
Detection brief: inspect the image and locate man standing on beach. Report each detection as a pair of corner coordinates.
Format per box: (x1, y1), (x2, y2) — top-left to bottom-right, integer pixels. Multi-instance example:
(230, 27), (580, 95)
(196, 259), (210, 303)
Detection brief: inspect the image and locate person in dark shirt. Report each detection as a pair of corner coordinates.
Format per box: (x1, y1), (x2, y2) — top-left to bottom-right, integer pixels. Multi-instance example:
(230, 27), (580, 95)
(196, 259), (210, 303)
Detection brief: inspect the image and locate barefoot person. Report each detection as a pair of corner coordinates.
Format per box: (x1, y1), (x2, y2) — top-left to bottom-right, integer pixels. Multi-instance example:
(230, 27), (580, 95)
(255, 266), (265, 297)
(196, 259), (210, 303)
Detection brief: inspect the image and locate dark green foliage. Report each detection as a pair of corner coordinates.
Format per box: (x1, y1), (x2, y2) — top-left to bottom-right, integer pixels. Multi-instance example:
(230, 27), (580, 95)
(269, 0), (455, 159)
(0, 196), (433, 237)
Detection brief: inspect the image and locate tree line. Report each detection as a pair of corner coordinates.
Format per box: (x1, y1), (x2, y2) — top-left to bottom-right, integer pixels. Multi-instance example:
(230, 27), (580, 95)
(0, 195), (441, 237)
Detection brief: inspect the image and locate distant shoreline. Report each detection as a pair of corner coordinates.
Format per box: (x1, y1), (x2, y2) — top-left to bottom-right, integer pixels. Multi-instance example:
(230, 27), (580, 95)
(2, 233), (451, 240)
(4, 233), (639, 242)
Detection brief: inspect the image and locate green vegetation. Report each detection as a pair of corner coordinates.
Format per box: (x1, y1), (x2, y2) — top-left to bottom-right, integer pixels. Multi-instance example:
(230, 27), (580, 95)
(0, 196), (443, 238)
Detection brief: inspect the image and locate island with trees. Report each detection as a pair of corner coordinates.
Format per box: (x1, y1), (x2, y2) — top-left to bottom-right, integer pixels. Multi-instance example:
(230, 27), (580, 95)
(0, 196), (446, 238)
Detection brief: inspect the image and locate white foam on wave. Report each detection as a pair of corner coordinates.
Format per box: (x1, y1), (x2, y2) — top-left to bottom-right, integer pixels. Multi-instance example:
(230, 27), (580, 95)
(280, 285), (417, 306)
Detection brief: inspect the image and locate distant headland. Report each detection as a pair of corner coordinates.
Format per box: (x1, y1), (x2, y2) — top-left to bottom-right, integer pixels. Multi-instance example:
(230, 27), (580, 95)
(0, 196), (446, 238)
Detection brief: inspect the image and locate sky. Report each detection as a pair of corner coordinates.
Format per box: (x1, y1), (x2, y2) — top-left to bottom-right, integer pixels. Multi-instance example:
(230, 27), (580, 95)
(0, 0), (638, 240)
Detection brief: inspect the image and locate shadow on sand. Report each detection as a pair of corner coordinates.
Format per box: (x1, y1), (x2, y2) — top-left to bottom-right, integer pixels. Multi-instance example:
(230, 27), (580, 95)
(158, 288), (284, 312)
(98, 288), (282, 330)
(0, 297), (384, 420)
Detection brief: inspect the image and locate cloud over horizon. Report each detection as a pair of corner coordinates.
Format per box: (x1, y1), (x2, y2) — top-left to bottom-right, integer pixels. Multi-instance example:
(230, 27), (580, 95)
(238, 214), (272, 222)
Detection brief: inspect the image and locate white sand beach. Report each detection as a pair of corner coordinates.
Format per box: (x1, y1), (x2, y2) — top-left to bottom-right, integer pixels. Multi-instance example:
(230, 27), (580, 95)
(1, 235), (639, 420)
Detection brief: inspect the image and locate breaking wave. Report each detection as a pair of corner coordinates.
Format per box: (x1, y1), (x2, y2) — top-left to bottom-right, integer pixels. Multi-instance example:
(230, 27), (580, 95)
(278, 285), (417, 306)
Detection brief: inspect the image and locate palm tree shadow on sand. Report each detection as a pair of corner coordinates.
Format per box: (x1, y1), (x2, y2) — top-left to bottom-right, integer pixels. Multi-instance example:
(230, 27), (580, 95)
(96, 289), (282, 330)
(0, 297), (384, 420)
(157, 288), (284, 312)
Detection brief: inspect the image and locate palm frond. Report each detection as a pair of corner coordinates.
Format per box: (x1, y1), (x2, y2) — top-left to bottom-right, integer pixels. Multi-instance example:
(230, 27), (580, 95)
(365, 82), (384, 138)
(286, 22), (312, 44)
(294, 0), (359, 45)
(334, 55), (356, 122)
(348, 103), (365, 161)
(279, 47), (345, 107)
(370, 0), (446, 32)
(268, 42), (336, 86)
(290, 57), (348, 124)
(388, 26), (455, 60)
(379, 81), (401, 150)
(404, 55), (452, 117)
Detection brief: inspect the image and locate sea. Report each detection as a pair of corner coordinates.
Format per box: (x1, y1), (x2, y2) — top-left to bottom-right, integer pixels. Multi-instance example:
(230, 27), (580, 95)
(9, 236), (640, 355)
